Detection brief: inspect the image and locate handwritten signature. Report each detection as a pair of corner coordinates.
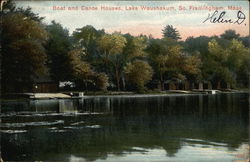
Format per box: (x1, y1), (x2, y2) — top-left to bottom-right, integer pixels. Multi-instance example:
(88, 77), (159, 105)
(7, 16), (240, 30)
(203, 10), (246, 25)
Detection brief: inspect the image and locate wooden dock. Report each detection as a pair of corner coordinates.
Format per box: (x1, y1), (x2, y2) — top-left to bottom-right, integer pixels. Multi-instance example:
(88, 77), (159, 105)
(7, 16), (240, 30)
(29, 93), (71, 99)
(3, 93), (72, 99)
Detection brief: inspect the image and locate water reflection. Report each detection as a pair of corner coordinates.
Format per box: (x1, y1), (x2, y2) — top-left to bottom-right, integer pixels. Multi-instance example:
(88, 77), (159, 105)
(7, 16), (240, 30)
(1, 93), (249, 161)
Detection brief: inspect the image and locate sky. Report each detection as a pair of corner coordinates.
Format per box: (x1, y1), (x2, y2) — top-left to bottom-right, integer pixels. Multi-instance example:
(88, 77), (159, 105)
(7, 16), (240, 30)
(15, 1), (249, 40)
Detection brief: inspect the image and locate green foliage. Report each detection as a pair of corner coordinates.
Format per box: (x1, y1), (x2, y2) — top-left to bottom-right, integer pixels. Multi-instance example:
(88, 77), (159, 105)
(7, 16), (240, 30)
(123, 34), (148, 60)
(226, 39), (248, 70)
(208, 39), (228, 63)
(68, 49), (92, 81)
(204, 38), (249, 88)
(73, 25), (104, 62)
(227, 39), (250, 87)
(45, 21), (72, 81)
(239, 36), (250, 48)
(125, 60), (153, 92)
(1, 2), (249, 93)
(147, 38), (186, 90)
(2, 0), (43, 22)
(15, 7), (44, 22)
(162, 25), (181, 41)
(1, 13), (48, 92)
(184, 36), (212, 59)
(97, 33), (127, 90)
(98, 33), (127, 57)
(68, 48), (109, 91)
(206, 39), (232, 84)
(220, 29), (240, 40)
(94, 73), (109, 91)
(183, 55), (202, 81)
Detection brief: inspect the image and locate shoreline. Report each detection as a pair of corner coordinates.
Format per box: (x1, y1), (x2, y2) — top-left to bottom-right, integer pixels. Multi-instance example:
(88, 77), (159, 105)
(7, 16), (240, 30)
(1, 89), (249, 100)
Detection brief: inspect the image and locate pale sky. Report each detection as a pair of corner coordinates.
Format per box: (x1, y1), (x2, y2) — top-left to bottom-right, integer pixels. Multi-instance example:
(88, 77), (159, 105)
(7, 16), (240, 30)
(15, 1), (249, 40)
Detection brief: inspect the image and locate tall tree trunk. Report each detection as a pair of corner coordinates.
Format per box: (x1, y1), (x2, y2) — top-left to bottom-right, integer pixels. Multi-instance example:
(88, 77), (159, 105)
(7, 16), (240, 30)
(122, 74), (126, 91)
(115, 67), (120, 91)
(84, 80), (88, 91)
(160, 72), (164, 91)
(217, 81), (221, 89)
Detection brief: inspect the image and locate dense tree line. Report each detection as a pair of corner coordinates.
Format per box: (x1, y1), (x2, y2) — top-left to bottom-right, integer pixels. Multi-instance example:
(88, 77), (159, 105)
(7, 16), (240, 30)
(1, 1), (249, 93)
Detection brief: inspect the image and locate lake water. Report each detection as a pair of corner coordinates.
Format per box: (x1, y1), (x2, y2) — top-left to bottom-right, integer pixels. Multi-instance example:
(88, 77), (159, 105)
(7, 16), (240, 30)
(1, 93), (249, 161)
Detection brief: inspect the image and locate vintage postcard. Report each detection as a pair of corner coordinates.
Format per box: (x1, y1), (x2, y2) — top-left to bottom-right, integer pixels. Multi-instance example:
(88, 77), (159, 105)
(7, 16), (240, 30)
(0, 0), (249, 161)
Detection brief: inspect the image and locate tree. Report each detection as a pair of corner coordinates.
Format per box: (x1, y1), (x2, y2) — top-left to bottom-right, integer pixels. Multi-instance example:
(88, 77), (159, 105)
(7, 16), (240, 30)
(121, 34), (148, 90)
(220, 30), (240, 40)
(94, 73), (109, 91)
(45, 21), (72, 82)
(239, 36), (250, 48)
(206, 39), (233, 88)
(236, 55), (250, 87)
(208, 39), (228, 63)
(226, 39), (247, 71)
(68, 48), (92, 90)
(125, 60), (153, 92)
(72, 25), (104, 63)
(226, 39), (250, 87)
(68, 48), (109, 91)
(15, 7), (44, 22)
(147, 38), (184, 90)
(123, 34), (148, 60)
(97, 33), (127, 90)
(1, 0), (44, 22)
(202, 38), (250, 89)
(183, 55), (202, 82)
(162, 25), (181, 41)
(1, 13), (48, 92)
(184, 36), (212, 59)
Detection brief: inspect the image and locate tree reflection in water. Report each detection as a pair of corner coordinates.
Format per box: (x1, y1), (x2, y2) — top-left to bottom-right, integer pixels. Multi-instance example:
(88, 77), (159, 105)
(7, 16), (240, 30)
(1, 93), (249, 161)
